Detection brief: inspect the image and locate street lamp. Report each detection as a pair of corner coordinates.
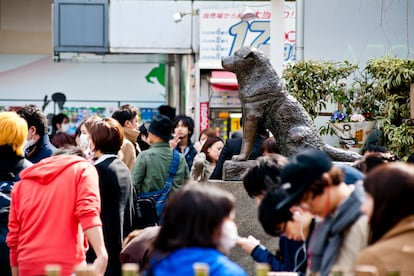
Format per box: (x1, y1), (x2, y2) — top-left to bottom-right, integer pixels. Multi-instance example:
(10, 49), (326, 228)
(173, 9), (199, 23)
(241, 6), (257, 21)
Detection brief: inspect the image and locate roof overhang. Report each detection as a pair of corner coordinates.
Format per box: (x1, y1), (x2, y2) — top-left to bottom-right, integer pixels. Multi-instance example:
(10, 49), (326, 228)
(209, 70), (238, 91)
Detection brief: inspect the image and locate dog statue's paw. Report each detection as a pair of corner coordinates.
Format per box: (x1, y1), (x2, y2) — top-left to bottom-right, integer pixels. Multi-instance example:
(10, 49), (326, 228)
(232, 154), (248, 162)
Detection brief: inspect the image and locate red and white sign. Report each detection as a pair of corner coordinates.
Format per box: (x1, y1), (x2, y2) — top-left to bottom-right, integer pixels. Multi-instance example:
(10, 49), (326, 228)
(200, 101), (210, 131)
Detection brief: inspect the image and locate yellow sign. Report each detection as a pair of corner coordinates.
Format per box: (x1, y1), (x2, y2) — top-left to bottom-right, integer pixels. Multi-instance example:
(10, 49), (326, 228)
(231, 117), (241, 132)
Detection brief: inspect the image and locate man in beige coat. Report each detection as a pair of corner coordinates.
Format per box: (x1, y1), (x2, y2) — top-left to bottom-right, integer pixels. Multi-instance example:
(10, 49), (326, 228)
(112, 104), (141, 170)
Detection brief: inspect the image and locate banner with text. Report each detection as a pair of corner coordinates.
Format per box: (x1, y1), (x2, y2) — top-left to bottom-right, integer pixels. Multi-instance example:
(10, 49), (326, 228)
(199, 2), (295, 69)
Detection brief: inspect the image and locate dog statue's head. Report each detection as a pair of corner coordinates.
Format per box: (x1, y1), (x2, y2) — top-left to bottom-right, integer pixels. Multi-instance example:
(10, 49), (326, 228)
(222, 46), (266, 73)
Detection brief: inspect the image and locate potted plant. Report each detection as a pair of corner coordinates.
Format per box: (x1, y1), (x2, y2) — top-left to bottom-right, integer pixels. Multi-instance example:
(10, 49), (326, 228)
(283, 56), (414, 159)
(324, 70), (382, 153)
(328, 110), (377, 152)
(364, 56), (414, 159)
(283, 59), (377, 146)
(283, 60), (358, 119)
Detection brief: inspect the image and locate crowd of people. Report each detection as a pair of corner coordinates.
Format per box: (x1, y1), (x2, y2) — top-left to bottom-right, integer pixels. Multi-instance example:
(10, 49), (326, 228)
(0, 103), (413, 276)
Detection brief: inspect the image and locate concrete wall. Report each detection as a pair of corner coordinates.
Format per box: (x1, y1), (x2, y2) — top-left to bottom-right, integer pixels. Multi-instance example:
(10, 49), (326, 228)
(210, 180), (278, 276)
(0, 0), (52, 54)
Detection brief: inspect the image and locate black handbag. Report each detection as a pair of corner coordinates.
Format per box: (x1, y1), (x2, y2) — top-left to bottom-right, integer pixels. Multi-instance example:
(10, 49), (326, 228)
(134, 196), (158, 229)
(135, 150), (180, 229)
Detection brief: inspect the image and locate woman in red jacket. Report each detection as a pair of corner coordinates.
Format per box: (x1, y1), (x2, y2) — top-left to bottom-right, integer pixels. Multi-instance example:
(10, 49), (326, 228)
(7, 146), (108, 276)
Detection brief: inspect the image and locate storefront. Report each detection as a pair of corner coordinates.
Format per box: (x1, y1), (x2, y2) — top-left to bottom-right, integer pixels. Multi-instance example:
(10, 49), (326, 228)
(207, 70), (241, 140)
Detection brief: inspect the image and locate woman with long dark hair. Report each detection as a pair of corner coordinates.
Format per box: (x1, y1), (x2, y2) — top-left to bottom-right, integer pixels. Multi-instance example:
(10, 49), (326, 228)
(356, 162), (414, 275)
(148, 183), (246, 276)
(191, 136), (224, 182)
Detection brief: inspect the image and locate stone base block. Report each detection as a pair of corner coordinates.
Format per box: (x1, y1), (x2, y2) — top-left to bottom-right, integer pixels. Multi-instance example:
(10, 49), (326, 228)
(222, 160), (257, 181)
(208, 180), (278, 276)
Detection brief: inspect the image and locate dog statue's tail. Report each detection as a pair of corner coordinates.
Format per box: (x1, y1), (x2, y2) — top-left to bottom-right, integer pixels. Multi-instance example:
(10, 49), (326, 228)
(321, 144), (362, 162)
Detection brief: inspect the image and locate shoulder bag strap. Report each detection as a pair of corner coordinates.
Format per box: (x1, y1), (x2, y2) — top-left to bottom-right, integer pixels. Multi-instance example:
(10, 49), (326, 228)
(137, 150), (181, 198)
(164, 150), (181, 191)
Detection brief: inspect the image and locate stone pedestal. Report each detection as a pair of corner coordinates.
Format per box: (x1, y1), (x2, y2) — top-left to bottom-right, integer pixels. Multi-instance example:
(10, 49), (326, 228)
(208, 179), (278, 276)
(222, 160), (257, 181)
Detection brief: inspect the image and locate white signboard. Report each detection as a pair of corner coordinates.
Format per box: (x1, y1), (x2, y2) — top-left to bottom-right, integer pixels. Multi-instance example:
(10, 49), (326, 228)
(199, 3), (295, 69)
(209, 89), (241, 108)
(109, 1), (193, 53)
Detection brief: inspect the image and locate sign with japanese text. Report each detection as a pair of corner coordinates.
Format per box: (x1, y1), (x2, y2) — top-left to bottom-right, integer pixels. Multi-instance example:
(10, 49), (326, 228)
(199, 3), (295, 69)
(200, 101), (210, 131)
(209, 90), (241, 108)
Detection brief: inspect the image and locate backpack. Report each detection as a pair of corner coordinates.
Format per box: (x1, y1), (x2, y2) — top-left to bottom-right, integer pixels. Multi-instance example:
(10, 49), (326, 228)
(0, 172), (16, 264)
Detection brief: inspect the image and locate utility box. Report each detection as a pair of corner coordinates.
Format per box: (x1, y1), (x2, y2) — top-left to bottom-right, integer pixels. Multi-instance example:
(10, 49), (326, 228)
(53, 0), (109, 54)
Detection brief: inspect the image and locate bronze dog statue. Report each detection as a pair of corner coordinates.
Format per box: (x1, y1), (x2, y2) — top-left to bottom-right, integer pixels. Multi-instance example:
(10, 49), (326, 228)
(221, 46), (361, 162)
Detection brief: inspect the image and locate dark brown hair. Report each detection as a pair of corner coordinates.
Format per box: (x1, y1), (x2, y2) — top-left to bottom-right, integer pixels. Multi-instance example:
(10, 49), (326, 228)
(306, 166), (344, 199)
(242, 155), (287, 198)
(172, 115), (194, 138)
(364, 162), (414, 244)
(51, 113), (69, 135)
(259, 185), (294, 236)
(51, 132), (76, 148)
(112, 104), (138, 127)
(53, 145), (86, 158)
(199, 128), (217, 141)
(89, 117), (124, 154)
(17, 104), (48, 135)
(359, 152), (392, 174)
(153, 182), (234, 253)
(200, 136), (223, 163)
(83, 115), (101, 133)
(261, 137), (280, 155)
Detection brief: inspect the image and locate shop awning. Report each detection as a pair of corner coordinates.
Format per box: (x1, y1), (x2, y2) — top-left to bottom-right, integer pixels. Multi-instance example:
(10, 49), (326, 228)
(209, 70), (238, 91)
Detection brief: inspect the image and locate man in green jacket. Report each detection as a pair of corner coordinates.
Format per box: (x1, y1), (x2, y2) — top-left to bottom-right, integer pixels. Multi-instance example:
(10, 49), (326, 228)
(131, 115), (189, 194)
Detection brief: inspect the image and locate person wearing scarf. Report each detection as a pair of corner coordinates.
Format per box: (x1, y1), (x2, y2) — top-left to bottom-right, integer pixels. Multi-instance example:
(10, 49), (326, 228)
(280, 149), (368, 276)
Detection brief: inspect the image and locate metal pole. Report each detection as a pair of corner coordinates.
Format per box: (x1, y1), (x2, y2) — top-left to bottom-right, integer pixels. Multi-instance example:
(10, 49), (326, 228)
(270, 0), (284, 76)
(165, 55), (172, 108)
(173, 54), (182, 113)
(295, 0), (305, 61)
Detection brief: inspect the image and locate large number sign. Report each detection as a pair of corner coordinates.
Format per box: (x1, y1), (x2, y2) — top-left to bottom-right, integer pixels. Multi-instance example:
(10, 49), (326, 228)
(199, 3), (295, 69)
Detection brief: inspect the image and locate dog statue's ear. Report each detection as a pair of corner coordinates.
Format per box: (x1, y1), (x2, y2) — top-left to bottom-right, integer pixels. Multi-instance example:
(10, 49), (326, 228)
(242, 50), (256, 60)
(241, 46), (260, 59)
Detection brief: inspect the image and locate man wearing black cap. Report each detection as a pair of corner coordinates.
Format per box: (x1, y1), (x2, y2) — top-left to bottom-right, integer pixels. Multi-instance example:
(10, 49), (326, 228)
(278, 148), (368, 276)
(131, 115), (189, 195)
